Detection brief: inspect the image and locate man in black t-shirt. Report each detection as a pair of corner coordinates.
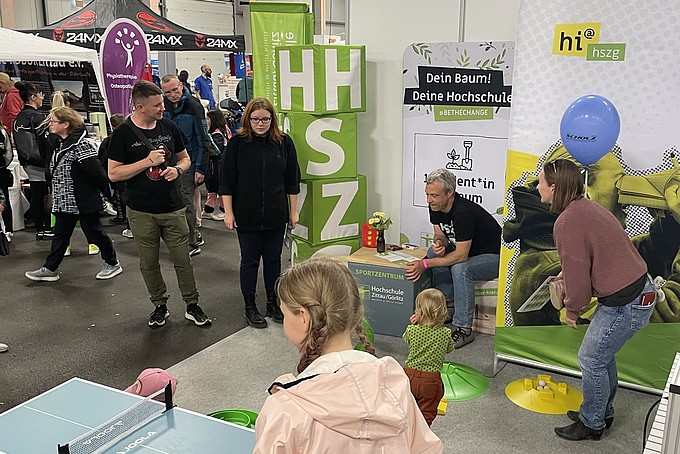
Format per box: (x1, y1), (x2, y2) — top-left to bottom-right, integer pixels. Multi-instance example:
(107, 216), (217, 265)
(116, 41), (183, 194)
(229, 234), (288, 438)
(406, 168), (500, 348)
(108, 81), (211, 329)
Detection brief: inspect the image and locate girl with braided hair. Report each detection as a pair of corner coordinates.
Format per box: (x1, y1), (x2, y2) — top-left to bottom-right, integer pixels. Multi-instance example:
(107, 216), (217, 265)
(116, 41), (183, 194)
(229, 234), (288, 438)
(253, 257), (443, 453)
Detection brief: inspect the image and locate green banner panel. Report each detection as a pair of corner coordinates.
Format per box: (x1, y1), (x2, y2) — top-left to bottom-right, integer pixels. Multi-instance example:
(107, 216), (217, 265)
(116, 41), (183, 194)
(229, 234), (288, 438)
(250, 2), (313, 108)
(433, 105), (494, 121)
(282, 112), (357, 180)
(250, 2), (310, 13)
(494, 323), (680, 391)
(276, 45), (366, 114)
(290, 236), (362, 266)
(291, 174), (367, 245)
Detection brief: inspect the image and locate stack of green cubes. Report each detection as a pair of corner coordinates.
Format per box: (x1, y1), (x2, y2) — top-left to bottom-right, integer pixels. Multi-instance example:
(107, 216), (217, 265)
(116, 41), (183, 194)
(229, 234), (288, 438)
(276, 44), (368, 264)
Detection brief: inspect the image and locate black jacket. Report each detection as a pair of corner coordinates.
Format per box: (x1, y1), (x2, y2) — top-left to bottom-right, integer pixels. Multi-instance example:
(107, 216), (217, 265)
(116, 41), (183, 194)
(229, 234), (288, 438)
(54, 127), (109, 214)
(219, 133), (300, 231)
(163, 87), (210, 175)
(12, 106), (47, 167)
(0, 181), (6, 210)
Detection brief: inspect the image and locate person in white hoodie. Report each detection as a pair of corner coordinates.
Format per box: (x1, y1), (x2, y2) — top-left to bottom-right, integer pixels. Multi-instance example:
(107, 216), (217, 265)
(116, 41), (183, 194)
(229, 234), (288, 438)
(253, 257), (443, 454)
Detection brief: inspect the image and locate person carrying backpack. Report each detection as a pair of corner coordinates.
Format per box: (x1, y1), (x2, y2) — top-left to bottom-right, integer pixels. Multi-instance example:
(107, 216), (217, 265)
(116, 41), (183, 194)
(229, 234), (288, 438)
(201, 109), (230, 221)
(13, 81), (51, 239)
(0, 120), (13, 237)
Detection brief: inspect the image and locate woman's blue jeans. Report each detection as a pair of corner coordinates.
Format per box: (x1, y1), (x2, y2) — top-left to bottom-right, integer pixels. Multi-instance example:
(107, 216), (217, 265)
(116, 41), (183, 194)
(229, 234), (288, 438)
(426, 247), (499, 328)
(577, 276), (656, 430)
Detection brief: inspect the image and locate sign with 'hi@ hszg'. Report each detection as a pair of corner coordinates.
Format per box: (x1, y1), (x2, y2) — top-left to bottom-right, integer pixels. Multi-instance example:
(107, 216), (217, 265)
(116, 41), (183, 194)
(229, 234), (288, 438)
(276, 45), (366, 114)
(282, 112), (357, 180)
(291, 175), (366, 245)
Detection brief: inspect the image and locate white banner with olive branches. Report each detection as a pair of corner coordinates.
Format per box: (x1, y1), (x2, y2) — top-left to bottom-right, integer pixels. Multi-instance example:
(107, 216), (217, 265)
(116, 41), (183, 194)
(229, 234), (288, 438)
(400, 41), (514, 246)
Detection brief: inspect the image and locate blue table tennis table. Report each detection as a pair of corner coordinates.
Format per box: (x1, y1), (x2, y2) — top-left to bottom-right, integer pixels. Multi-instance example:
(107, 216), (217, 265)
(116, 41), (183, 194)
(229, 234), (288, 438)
(0, 377), (255, 453)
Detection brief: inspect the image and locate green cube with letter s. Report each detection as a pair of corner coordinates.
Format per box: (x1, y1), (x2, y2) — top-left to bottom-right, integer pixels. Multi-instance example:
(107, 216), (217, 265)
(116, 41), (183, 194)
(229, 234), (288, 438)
(282, 112), (357, 180)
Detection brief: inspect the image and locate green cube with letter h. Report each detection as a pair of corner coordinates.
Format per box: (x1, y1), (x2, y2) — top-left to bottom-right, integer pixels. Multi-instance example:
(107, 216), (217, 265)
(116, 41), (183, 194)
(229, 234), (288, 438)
(291, 175), (366, 245)
(276, 44), (366, 114)
(282, 112), (357, 180)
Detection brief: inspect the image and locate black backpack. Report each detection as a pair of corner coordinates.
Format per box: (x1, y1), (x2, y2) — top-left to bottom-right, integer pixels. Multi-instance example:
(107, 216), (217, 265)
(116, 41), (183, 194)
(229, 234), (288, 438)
(0, 128), (13, 188)
(0, 128), (11, 169)
(13, 111), (45, 167)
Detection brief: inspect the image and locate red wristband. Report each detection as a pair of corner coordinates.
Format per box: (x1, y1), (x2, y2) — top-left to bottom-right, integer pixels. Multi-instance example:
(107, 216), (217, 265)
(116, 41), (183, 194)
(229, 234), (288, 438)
(422, 259), (429, 269)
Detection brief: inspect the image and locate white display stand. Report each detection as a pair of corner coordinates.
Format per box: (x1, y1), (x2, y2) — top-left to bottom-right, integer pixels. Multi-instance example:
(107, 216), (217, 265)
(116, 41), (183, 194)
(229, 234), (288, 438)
(217, 84), (231, 103)
(217, 78), (239, 105)
(643, 352), (680, 454)
(8, 157), (29, 231)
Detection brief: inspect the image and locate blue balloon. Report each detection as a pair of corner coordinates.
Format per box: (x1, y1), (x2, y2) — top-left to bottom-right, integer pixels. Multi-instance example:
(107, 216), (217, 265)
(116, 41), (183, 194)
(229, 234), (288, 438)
(559, 95), (621, 166)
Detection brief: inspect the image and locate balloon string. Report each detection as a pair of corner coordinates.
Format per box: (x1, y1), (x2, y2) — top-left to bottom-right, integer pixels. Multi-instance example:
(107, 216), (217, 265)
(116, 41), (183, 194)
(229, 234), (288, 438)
(583, 167), (589, 198)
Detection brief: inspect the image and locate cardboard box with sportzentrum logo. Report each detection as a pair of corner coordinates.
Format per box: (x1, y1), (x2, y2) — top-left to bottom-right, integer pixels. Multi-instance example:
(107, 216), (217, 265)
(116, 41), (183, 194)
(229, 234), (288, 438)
(347, 247), (431, 337)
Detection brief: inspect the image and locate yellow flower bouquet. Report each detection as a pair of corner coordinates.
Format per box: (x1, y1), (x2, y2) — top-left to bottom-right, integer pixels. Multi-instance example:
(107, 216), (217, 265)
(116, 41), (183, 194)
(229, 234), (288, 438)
(368, 211), (393, 231)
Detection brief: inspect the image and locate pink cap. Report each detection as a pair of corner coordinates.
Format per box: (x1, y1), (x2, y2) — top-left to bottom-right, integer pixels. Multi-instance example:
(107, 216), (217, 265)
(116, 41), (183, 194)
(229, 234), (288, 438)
(124, 368), (178, 401)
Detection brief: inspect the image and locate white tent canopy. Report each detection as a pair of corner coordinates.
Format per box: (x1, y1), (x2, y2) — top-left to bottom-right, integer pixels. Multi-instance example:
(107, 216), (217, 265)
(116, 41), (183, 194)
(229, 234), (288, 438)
(0, 26), (107, 116)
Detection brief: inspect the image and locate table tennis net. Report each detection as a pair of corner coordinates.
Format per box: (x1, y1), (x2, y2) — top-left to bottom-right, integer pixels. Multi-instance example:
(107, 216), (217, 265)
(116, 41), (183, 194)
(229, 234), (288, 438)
(57, 383), (173, 454)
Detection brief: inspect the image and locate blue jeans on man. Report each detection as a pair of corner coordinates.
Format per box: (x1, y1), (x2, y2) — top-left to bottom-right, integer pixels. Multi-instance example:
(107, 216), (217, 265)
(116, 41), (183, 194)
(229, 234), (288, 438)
(577, 276), (655, 430)
(427, 246), (500, 328)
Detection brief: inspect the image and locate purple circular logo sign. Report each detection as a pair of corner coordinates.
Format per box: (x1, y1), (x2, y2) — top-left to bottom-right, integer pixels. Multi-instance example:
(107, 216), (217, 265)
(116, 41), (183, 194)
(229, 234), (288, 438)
(100, 19), (150, 116)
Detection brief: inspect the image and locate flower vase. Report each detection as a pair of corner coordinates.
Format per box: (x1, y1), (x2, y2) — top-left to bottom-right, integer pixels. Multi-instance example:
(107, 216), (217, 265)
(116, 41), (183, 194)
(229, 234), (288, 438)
(376, 230), (386, 253)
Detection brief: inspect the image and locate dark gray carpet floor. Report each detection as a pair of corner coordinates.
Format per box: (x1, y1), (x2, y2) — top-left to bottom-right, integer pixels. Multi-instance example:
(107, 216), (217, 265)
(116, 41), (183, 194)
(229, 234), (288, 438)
(0, 217), (267, 413)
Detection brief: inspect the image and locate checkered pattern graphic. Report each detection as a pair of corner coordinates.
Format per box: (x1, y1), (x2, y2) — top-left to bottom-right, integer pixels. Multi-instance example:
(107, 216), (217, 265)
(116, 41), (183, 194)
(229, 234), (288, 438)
(502, 143), (678, 327)
(51, 137), (100, 214)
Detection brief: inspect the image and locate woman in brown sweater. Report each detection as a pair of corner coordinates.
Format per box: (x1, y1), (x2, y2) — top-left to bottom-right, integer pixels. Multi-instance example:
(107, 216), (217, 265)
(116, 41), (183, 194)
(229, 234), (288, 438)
(537, 158), (656, 442)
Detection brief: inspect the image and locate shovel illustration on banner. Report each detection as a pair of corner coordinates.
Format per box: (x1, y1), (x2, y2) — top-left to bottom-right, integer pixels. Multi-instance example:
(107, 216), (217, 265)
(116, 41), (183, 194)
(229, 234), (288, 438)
(446, 140), (474, 171)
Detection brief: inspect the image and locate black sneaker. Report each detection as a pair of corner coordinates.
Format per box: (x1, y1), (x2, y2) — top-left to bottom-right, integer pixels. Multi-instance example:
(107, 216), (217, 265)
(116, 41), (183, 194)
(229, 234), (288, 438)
(452, 326), (476, 348)
(148, 304), (169, 327)
(185, 303), (211, 326)
(108, 216), (128, 225)
(36, 230), (55, 240)
(193, 231), (205, 247)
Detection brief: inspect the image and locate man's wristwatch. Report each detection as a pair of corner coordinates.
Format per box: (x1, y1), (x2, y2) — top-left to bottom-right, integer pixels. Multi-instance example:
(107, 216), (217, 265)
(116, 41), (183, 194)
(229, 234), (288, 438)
(174, 166), (184, 176)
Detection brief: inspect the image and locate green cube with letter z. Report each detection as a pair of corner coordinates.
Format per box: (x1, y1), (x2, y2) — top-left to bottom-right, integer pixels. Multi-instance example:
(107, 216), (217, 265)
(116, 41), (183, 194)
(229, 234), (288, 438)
(291, 175), (366, 245)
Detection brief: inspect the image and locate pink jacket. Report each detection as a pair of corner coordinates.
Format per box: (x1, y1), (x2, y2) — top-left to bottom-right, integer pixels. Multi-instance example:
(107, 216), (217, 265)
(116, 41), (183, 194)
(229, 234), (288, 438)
(253, 350), (443, 454)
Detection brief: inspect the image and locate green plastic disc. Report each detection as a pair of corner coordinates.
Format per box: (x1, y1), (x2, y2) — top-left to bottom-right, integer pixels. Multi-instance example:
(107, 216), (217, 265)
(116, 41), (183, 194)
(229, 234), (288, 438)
(440, 361), (489, 402)
(208, 409), (258, 429)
